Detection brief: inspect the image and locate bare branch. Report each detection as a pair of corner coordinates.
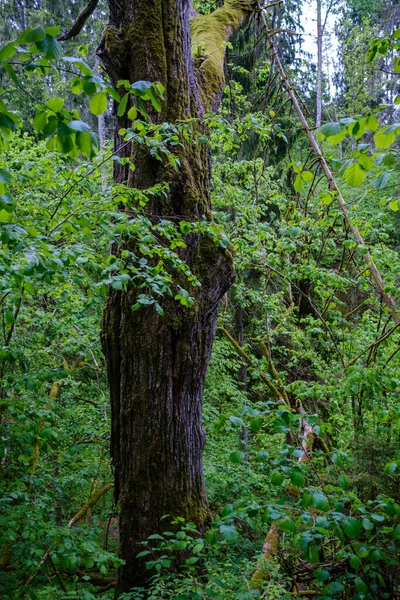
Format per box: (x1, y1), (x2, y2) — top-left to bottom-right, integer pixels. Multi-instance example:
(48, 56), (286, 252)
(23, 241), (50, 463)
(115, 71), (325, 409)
(59, 0), (100, 41)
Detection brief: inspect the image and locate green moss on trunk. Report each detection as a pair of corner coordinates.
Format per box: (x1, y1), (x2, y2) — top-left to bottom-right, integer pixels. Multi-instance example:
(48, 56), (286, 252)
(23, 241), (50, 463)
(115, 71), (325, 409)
(190, 1), (253, 110)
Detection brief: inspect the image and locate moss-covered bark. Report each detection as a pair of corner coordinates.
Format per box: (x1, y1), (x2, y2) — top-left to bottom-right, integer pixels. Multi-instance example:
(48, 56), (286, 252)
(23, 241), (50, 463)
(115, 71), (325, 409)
(99, 1), (254, 594)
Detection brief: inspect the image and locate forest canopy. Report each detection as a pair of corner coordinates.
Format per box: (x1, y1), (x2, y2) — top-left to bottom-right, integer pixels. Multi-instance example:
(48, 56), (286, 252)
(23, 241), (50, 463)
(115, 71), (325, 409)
(0, 1), (399, 599)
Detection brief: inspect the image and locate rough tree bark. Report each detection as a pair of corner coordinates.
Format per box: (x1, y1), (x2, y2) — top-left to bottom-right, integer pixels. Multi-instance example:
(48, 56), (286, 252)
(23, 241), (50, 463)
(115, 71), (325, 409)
(98, 0), (254, 594)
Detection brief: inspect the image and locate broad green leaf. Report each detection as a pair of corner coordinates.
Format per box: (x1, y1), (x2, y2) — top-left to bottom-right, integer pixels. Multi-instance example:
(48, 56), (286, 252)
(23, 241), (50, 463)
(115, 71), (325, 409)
(219, 524), (238, 542)
(250, 416), (261, 431)
(229, 450), (245, 464)
(319, 122), (347, 144)
(0, 42), (16, 60)
(312, 492), (330, 512)
(0, 168), (12, 184)
(362, 517), (374, 530)
(256, 450), (269, 461)
(384, 462), (397, 474)
(89, 91), (107, 116)
(127, 106), (138, 120)
(271, 471), (283, 486)
(279, 516), (296, 534)
(290, 470), (306, 487)
(388, 199), (399, 211)
(350, 555), (361, 569)
(294, 173), (304, 193)
(374, 127), (396, 149)
(26, 27), (45, 42)
(68, 120), (91, 132)
(343, 162), (366, 187)
(131, 80), (152, 98)
(373, 171), (391, 190)
(117, 93), (129, 117)
(46, 97), (64, 112)
(342, 517), (361, 539)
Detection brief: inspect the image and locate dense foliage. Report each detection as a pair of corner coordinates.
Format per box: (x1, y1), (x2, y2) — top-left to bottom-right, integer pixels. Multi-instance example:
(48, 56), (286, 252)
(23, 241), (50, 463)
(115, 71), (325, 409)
(0, 1), (399, 599)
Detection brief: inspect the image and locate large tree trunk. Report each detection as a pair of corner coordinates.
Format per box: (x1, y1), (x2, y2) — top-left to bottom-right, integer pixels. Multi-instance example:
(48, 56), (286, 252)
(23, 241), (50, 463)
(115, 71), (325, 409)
(99, 0), (252, 593)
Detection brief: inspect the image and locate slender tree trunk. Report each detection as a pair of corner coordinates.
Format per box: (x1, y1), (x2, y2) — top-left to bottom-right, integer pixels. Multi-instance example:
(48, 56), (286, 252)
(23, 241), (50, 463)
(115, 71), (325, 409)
(98, 0), (252, 593)
(316, 0), (323, 127)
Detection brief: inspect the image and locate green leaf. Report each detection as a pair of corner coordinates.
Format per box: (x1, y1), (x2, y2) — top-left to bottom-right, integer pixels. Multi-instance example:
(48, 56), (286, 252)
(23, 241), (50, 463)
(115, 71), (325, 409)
(117, 93), (129, 117)
(68, 120), (91, 132)
(302, 171), (313, 182)
(384, 462), (397, 474)
(312, 492), (330, 512)
(388, 199), (399, 212)
(131, 80), (152, 98)
(33, 111), (47, 132)
(46, 97), (64, 112)
(89, 92), (107, 116)
(219, 524), (238, 543)
(26, 27), (46, 42)
(256, 450), (269, 461)
(362, 517), (373, 531)
(229, 450), (245, 464)
(0, 194), (15, 212)
(127, 106), (138, 120)
(0, 168), (12, 184)
(373, 171), (391, 190)
(342, 517), (361, 539)
(279, 516), (296, 534)
(0, 42), (16, 60)
(349, 555), (361, 569)
(343, 162), (366, 187)
(36, 35), (61, 60)
(374, 127), (396, 149)
(250, 416), (261, 431)
(271, 471), (283, 486)
(319, 121), (347, 144)
(45, 26), (60, 36)
(294, 173), (304, 193)
(290, 470), (306, 487)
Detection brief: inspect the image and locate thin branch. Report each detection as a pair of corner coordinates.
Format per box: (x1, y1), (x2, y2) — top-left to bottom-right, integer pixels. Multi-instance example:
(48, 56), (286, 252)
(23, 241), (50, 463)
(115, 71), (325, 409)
(59, 0), (100, 41)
